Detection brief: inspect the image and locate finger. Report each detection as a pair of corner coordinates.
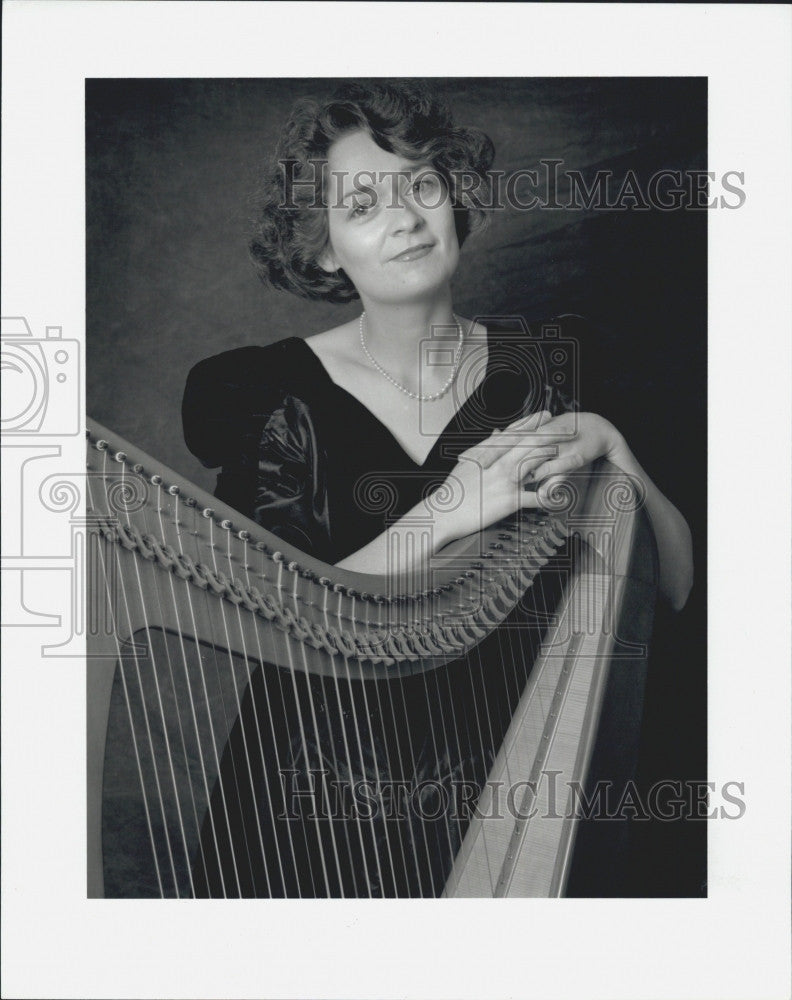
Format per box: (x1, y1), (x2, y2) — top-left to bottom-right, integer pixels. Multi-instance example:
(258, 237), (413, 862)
(509, 426), (578, 448)
(476, 410), (558, 453)
(505, 409), (553, 433)
(534, 473), (584, 512)
(460, 409), (561, 466)
(518, 486), (542, 509)
(499, 445), (560, 482)
(491, 421), (569, 452)
(531, 451), (588, 483)
(458, 431), (513, 469)
(492, 435), (560, 456)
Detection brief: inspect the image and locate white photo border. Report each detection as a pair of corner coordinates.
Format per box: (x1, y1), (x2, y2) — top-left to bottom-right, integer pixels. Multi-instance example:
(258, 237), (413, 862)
(2, 3), (790, 999)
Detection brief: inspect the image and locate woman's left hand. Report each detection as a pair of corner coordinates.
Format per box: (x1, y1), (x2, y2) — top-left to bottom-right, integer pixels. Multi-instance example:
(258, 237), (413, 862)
(519, 411), (626, 494)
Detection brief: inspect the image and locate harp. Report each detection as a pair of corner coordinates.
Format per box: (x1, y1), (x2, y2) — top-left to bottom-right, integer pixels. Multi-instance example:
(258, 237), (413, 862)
(86, 417), (656, 898)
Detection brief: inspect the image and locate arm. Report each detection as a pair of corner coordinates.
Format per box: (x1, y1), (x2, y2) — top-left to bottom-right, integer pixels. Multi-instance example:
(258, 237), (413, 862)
(336, 411), (558, 577)
(601, 435), (693, 611)
(183, 349), (334, 561)
(339, 411), (694, 612)
(526, 413), (694, 611)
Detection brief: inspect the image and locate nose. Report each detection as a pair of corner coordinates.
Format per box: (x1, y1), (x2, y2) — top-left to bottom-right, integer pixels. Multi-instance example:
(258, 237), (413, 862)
(388, 196), (424, 236)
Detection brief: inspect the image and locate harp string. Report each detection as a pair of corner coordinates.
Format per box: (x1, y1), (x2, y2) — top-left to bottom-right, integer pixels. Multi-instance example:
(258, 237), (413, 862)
(358, 581), (398, 897)
(376, 597), (430, 897)
(383, 538), (450, 896)
(291, 569), (348, 897)
(186, 507), (247, 897)
(87, 454), (166, 897)
(172, 493), (239, 898)
(507, 533), (568, 890)
(460, 631), (498, 895)
(375, 595), (421, 897)
(410, 532), (456, 895)
(146, 481), (205, 898)
(122, 455), (191, 896)
(342, 588), (394, 896)
(212, 517), (276, 898)
(477, 548), (521, 891)
(277, 557), (335, 897)
(470, 566), (520, 897)
(237, 533), (299, 898)
(261, 551), (322, 897)
(154, 490), (209, 896)
(133, 466), (239, 897)
(168, 491), (230, 898)
(338, 587), (401, 896)
(321, 590), (374, 897)
(334, 588), (387, 896)
(314, 580), (371, 896)
(362, 599), (415, 897)
(419, 643), (461, 883)
(99, 450), (181, 896)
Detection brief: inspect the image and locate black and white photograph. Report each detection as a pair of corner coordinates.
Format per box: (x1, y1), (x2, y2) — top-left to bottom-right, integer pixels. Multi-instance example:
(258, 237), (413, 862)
(85, 75), (706, 901)
(2, 4), (790, 999)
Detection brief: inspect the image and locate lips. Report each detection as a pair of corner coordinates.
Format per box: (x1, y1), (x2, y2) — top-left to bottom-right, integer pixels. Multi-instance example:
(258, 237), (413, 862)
(390, 243), (435, 262)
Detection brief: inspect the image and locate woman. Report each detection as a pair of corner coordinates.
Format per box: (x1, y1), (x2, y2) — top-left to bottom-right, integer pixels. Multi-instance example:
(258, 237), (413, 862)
(182, 81), (693, 897)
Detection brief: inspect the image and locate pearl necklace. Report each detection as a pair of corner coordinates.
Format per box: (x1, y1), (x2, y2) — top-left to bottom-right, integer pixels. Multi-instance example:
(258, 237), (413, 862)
(359, 311), (465, 401)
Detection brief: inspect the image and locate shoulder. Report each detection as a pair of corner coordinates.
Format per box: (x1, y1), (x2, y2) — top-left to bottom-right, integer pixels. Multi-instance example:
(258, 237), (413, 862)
(302, 320), (362, 373)
(182, 338), (313, 468)
(185, 339), (307, 395)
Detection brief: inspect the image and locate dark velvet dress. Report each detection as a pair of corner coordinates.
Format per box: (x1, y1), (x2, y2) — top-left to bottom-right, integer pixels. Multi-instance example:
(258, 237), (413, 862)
(181, 319), (577, 897)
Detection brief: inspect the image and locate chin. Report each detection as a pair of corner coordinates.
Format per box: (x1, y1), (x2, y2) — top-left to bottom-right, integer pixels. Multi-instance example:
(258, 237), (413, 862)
(395, 264), (457, 297)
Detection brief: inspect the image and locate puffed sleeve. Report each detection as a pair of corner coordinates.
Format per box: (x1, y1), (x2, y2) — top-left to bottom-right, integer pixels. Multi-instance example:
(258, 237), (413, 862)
(182, 347), (332, 560)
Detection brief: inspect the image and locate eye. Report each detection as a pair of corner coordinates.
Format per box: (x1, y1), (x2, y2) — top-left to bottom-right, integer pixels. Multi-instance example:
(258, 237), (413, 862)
(349, 189), (377, 218)
(410, 172), (446, 206)
(414, 173), (440, 193)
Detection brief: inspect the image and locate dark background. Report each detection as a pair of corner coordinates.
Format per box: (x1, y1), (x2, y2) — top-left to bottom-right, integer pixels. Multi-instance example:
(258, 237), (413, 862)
(87, 77), (707, 896)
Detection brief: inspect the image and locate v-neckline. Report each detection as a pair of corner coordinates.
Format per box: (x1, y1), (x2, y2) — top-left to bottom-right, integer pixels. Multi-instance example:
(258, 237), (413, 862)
(294, 327), (493, 469)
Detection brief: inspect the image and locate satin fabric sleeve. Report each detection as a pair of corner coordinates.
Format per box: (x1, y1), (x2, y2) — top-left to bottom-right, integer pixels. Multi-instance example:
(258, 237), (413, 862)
(182, 347), (332, 560)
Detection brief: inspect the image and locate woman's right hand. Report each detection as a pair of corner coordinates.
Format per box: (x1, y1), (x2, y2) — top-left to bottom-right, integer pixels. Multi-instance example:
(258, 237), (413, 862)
(338, 410), (561, 575)
(430, 409), (558, 545)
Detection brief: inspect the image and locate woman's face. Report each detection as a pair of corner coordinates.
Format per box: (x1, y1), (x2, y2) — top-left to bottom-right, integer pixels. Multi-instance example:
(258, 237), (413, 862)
(321, 130), (460, 306)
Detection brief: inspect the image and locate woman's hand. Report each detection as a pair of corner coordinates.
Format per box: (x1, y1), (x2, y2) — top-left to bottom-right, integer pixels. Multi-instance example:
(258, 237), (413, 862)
(337, 409), (558, 575)
(435, 410), (625, 542)
(517, 411), (625, 499)
(341, 408), (693, 611)
(430, 409), (564, 544)
(431, 409), (693, 610)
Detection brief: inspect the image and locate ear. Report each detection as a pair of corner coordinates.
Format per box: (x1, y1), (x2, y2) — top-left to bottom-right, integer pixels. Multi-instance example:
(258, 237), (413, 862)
(317, 246), (339, 273)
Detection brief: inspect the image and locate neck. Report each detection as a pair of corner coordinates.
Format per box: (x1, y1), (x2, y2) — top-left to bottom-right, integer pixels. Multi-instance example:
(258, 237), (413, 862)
(359, 295), (460, 384)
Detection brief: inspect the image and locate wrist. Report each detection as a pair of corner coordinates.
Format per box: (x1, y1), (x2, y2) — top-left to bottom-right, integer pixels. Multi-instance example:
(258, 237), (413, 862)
(605, 426), (631, 470)
(422, 492), (462, 552)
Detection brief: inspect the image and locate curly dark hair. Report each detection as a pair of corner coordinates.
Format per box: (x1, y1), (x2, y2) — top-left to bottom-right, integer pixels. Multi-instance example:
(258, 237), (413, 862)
(249, 81), (495, 303)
